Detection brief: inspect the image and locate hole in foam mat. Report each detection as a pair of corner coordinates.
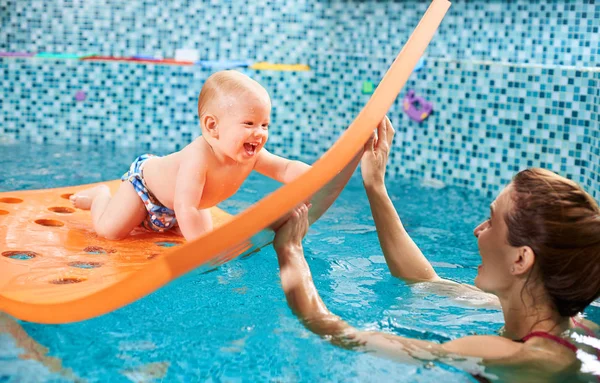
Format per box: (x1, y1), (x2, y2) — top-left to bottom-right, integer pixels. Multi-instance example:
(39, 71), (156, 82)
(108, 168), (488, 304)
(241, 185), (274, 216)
(48, 206), (76, 214)
(155, 241), (182, 248)
(35, 219), (64, 227)
(68, 261), (103, 269)
(83, 246), (108, 254)
(60, 193), (74, 200)
(0, 210), (8, 215)
(50, 277), (86, 285)
(2, 251), (39, 260)
(0, 197), (23, 204)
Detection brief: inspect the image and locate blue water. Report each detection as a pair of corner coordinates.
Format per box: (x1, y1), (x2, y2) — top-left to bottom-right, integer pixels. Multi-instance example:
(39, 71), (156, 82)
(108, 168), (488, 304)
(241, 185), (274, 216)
(1, 141), (599, 382)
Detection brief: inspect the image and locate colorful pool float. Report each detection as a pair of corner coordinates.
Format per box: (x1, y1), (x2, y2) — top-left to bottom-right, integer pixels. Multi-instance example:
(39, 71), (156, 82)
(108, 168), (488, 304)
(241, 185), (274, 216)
(80, 56), (195, 66)
(0, 0), (451, 324)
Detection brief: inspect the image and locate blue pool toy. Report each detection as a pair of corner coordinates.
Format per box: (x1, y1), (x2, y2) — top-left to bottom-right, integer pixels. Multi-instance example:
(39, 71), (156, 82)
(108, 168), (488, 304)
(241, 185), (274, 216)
(413, 57), (426, 73)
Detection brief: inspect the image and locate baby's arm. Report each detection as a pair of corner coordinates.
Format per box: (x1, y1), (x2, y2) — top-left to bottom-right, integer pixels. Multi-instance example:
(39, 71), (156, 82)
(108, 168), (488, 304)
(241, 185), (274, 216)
(254, 149), (311, 183)
(173, 160), (213, 241)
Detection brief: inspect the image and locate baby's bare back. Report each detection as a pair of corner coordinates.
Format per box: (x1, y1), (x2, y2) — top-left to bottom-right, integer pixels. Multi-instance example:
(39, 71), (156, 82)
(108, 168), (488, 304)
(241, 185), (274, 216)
(142, 138), (255, 210)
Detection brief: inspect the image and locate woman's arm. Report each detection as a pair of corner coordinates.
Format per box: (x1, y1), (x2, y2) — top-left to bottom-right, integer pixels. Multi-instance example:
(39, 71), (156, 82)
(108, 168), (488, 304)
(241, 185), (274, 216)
(365, 182), (439, 282)
(361, 117), (438, 282)
(272, 207), (521, 364)
(364, 182), (497, 307)
(361, 118), (498, 306)
(273, 204), (349, 335)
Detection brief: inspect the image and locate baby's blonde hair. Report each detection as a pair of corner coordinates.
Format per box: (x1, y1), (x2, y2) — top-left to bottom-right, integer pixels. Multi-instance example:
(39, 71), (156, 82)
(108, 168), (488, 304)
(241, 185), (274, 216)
(197, 70), (268, 119)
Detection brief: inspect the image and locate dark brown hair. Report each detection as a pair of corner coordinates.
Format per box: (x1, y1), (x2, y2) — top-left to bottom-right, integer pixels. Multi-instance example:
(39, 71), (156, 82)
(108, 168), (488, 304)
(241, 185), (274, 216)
(505, 168), (600, 317)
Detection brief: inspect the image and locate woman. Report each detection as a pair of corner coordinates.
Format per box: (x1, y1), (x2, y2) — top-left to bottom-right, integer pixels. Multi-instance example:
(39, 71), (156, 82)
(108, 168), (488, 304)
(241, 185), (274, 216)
(272, 117), (600, 382)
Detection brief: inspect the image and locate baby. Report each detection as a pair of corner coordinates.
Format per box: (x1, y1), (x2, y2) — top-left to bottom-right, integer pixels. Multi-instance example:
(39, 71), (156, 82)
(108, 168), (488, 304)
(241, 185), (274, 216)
(71, 70), (311, 241)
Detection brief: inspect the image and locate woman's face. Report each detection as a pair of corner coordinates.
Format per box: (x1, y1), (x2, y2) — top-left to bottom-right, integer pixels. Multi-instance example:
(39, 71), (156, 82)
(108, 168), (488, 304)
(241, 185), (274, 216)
(473, 185), (519, 295)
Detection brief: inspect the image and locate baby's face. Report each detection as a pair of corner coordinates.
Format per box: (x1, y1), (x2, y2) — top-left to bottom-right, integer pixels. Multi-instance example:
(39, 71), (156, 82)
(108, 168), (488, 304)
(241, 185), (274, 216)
(217, 92), (271, 163)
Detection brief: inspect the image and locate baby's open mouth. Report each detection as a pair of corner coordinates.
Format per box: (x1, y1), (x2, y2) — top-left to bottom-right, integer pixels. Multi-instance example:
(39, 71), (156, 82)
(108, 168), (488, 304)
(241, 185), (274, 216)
(244, 143), (258, 156)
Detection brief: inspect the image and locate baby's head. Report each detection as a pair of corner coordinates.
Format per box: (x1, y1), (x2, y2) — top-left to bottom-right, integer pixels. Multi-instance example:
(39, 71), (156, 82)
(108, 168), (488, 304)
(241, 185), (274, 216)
(198, 70), (271, 163)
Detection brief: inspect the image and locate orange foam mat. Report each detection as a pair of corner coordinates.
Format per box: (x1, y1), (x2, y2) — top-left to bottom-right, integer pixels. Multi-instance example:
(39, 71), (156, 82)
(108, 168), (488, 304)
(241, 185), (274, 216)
(0, 0), (451, 324)
(0, 180), (235, 289)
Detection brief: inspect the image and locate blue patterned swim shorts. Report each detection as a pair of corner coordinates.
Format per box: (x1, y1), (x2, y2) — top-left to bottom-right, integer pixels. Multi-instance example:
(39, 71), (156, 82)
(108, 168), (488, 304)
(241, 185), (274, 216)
(121, 154), (177, 232)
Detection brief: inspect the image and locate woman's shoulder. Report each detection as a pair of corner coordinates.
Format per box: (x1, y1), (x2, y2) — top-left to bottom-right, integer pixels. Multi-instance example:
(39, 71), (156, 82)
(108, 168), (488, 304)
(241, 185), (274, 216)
(488, 336), (579, 376)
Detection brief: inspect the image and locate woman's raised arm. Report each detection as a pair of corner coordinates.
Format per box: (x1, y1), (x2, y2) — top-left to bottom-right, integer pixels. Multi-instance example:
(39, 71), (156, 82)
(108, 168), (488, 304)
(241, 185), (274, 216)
(361, 117), (438, 282)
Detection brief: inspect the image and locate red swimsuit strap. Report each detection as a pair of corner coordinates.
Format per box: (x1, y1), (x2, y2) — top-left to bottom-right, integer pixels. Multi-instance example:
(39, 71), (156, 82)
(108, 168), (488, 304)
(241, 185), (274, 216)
(520, 331), (578, 353)
(572, 317), (600, 360)
(523, 322), (600, 382)
(572, 317), (595, 336)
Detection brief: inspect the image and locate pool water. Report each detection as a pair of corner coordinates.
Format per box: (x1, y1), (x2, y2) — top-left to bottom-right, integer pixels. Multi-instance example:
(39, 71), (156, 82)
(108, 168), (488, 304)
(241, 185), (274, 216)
(1, 141), (599, 382)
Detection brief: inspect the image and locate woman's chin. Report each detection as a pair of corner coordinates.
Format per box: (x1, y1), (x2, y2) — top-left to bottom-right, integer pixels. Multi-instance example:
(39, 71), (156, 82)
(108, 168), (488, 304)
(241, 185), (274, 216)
(474, 275), (495, 294)
(474, 268), (484, 289)
(474, 275), (481, 289)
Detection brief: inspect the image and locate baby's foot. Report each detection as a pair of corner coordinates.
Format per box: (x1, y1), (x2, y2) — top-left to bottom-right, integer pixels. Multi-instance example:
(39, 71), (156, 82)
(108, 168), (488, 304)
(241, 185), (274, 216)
(70, 185), (110, 210)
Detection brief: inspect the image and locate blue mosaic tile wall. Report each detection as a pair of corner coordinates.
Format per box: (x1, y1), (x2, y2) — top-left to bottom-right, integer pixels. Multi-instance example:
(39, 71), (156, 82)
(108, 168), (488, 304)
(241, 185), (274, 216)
(392, 62), (599, 199)
(1, 0), (599, 199)
(0, 0), (319, 63)
(302, 53), (600, 199)
(0, 59), (316, 156)
(321, 0), (599, 68)
(2, 0), (598, 67)
(587, 71), (600, 198)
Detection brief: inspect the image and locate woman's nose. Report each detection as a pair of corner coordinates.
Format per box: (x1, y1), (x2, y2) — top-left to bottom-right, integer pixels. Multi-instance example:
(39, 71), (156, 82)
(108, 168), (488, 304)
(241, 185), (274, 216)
(474, 221), (487, 238)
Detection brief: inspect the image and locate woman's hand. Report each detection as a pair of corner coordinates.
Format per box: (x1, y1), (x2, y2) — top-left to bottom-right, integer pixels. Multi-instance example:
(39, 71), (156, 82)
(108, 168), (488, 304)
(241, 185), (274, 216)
(273, 204), (310, 254)
(361, 116), (395, 189)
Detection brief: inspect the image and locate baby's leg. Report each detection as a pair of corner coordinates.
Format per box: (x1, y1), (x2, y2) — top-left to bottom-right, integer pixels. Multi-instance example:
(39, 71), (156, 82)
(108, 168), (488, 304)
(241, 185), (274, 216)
(72, 183), (147, 240)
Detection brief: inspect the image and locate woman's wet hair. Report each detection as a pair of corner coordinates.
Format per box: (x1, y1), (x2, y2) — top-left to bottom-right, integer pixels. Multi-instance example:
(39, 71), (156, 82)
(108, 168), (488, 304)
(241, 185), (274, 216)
(506, 168), (600, 317)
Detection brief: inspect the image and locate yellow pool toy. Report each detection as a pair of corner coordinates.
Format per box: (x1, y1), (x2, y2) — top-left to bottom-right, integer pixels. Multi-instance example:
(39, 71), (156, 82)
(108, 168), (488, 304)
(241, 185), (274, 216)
(250, 62), (311, 71)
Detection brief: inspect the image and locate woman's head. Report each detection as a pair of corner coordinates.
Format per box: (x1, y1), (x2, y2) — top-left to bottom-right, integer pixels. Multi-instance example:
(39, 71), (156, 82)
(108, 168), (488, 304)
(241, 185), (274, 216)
(474, 168), (600, 316)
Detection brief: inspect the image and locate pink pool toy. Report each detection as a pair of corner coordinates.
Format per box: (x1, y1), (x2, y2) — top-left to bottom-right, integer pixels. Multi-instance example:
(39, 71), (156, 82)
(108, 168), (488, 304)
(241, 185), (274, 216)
(403, 90), (433, 122)
(75, 91), (87, 102)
